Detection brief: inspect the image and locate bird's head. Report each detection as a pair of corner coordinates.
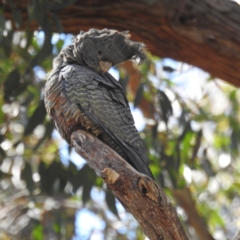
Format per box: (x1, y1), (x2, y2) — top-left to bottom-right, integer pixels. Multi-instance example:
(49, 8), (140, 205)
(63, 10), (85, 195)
(59, 28), (147, 73)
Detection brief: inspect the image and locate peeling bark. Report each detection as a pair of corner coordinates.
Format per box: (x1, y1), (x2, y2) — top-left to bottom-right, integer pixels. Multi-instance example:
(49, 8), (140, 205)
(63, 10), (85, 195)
(71, 130), (188, 240)
(2, 0), (240, 86)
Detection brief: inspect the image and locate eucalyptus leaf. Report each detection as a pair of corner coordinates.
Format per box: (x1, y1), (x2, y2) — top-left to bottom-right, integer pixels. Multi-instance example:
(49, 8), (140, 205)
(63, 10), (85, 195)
(3, 68), (21, 101)
(0, 14), (5, 43)
(30, 17), (53, 67)
(34, 120), (55, 150)
(82, 183), (91, 204)
(162, 66), (175, 73)
(21, 162), (35, 194)
(2, 29), (14, 57)
(118, 75), (129, 94)
(106, 190), (119, 217)
(68, 161), (82, 192)
(134, 83), (145, 108)
(79, 164), (97, 203)
(201, 159), (215, 177)
(25, 31), (34, 50)
(190, 129), (202, 165)
(24, 100), (47, 136)
(158, 90), (173, 125)
(38, 160), (58, 195)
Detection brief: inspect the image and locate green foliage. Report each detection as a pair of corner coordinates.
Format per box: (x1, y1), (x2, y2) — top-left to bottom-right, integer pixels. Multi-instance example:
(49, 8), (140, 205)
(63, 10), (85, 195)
(32, 225), (43, 240)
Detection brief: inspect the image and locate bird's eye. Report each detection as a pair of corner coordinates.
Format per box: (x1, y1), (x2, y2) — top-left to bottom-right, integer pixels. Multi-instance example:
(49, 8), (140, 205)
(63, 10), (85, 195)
(98, 51), (102, 55)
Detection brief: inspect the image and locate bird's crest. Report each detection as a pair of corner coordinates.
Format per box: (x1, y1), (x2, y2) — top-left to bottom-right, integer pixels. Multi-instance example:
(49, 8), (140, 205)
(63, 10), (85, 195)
(58, 28), (147, 72)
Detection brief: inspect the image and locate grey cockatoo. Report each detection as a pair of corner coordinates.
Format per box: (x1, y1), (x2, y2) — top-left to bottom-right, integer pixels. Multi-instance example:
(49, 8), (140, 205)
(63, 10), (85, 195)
(44, 28), (153, 178)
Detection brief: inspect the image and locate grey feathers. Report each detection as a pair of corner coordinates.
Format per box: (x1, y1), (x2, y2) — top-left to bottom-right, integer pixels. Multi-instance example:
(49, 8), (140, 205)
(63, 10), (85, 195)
(45, 28), (153, 178)
(55, 28), (147, 73)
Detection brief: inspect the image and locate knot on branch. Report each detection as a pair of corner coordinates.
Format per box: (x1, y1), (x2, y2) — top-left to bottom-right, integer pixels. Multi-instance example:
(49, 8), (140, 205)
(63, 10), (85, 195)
(138, 177), (160, 203)
(71, 130), (95, 149)
(102, 168), (120, 185)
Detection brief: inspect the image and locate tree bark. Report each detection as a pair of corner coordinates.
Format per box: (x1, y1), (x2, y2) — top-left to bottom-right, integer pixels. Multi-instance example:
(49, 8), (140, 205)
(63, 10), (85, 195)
(2, 0), (240, 86)
(71, 130), (188, 240)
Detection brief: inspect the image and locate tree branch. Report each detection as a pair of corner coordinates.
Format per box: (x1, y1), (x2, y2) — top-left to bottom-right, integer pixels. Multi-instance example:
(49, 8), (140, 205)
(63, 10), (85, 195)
(71, 130), (188, 240)
(173, 188), (214, 240)
(2, 0), (240, 86)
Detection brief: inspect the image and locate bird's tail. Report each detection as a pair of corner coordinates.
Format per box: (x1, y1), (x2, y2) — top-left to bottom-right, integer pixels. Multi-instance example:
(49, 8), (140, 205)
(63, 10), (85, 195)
(124, 143), (154, 179)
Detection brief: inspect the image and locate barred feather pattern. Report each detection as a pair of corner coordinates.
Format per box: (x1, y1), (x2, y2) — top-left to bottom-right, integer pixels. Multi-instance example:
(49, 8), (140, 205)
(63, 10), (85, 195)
(44, 29), (153, 178)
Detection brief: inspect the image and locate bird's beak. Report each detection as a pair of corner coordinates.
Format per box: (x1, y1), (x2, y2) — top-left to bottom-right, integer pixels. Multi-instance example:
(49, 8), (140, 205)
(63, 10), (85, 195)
(99, 61), (112, 73)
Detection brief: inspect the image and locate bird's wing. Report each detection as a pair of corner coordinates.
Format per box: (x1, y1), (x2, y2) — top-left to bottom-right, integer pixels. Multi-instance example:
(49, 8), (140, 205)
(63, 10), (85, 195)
(61, 64), (153, 178)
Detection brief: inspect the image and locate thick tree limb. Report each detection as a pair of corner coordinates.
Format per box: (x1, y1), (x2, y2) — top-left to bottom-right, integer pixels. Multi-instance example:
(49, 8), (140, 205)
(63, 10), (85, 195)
(71, 130), (188, 240)
(2, 0), (240, 86)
